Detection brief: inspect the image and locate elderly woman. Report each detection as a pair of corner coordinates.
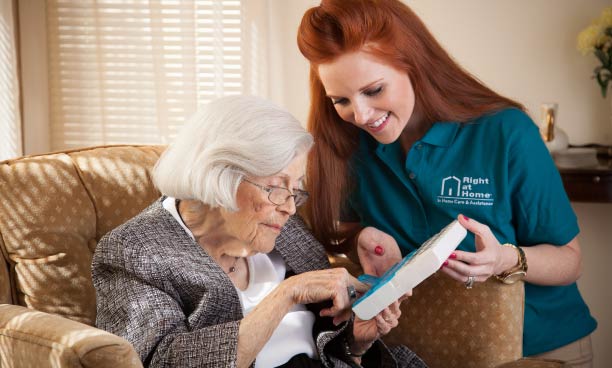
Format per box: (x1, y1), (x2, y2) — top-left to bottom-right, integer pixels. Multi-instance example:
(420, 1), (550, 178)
(92, 96), (426, 368)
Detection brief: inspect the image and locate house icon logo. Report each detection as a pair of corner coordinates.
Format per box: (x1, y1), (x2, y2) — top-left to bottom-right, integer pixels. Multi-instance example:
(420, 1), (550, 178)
(437, 175), (494, 207)
(441, 176), (461, 197)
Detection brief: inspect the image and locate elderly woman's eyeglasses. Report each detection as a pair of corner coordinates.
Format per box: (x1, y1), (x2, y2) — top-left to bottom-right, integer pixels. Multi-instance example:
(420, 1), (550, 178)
(243, 179), (309, 207)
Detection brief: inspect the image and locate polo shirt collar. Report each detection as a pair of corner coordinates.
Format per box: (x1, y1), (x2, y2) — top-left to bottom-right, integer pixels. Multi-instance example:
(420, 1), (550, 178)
(420, 122), (461, 147)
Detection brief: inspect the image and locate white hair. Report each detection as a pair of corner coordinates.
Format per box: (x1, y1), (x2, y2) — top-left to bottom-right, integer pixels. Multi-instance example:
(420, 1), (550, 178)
(153, 95), (313, 211)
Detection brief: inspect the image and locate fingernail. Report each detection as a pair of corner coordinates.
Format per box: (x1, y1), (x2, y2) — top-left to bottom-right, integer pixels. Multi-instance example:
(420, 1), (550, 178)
(443, 260), (449, 266)
(463, 215), (470, 221)
(449, 253), (457, 259)
(374, 245), (384, 255)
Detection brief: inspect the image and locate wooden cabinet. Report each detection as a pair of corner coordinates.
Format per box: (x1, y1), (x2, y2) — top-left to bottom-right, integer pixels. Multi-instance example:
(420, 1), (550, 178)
(558, 149), (612, 203)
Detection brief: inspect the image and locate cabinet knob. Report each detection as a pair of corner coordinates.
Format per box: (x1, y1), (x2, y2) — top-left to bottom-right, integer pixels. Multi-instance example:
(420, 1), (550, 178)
(593, 176), (601, 184)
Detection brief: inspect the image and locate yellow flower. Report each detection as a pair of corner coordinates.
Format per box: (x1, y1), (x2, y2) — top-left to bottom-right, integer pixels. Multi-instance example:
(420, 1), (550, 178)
(577, 7), (612, 97)
(577, 24), (604, 54)
(577, 7), (612, 54)
(597, 7), (612, 27)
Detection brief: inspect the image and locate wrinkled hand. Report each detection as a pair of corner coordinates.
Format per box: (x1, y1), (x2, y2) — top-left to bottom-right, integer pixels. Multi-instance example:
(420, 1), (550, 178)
(285, 268), (368, 322)
(351, 299), (404, 353)
(440, 214), (505, 285)
(356, 227), (403, 277)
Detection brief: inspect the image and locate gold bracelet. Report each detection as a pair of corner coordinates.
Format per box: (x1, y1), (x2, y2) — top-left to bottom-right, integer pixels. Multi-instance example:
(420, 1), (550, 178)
(494, 243), (527, 284)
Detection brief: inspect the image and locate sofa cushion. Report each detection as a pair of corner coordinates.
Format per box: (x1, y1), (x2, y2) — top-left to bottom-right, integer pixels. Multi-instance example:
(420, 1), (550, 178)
(70, 146), (165, 240)
(0, 145), (164, 325)
(0, 304), (143, 368)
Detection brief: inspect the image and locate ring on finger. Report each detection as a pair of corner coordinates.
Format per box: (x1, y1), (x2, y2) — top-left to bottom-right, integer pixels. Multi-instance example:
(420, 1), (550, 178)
(347, 285), (357, 302)
(465, 275), (475, 289)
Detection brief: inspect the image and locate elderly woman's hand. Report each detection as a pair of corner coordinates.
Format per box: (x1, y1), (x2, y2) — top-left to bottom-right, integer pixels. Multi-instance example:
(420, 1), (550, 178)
(350, 299), (404, 354)
(357, 227), (403, 277)
(285, 268), (367, 321)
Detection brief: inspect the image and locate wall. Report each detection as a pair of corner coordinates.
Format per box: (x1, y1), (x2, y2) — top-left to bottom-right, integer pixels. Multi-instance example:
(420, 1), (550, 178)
(265, 0), (317, 122)
(268, 1), (612, 367)
(407, 0), (611, 145)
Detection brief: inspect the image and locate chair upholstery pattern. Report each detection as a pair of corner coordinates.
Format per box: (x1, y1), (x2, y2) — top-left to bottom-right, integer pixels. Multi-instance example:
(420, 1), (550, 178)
(0, 145), (162, 368)
(0, 145), (164, 325)
(385, 272), (523, 368)
(330, 255), (525, 368)
(0, 304), (143, 368)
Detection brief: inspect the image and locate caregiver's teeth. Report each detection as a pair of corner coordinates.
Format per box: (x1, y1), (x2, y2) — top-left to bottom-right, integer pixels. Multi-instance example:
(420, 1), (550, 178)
(370, 112), (389, 128)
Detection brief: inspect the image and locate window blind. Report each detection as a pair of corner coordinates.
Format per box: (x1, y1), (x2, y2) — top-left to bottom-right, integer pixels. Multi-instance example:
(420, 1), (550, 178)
(47, 0), (256, 149)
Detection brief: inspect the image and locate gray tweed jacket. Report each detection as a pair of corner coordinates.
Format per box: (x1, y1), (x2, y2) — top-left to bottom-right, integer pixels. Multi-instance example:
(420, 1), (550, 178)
(93, 199), (426, 368)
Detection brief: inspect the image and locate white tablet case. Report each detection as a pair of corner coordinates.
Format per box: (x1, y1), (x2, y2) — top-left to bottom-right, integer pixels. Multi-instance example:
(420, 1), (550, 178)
(352, 220), (467, 320)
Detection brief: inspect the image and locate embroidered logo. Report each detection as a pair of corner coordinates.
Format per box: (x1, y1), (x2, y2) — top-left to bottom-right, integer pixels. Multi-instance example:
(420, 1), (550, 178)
(437, 176), (494, 207)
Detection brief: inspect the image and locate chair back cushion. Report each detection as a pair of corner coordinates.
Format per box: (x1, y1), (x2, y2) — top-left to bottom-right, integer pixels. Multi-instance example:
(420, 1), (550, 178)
(384, 272), (524, 368)
(329, 255), (524, 368)
(0, 145), (164, 325)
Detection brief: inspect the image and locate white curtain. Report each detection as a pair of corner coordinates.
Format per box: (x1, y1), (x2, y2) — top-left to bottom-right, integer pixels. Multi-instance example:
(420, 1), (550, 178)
(46, 0), (269, 150)
(0, 0), (22, 160)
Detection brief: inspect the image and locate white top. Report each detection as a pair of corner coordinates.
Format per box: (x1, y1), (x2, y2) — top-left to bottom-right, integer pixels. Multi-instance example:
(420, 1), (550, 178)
(162, 197), (317, 367)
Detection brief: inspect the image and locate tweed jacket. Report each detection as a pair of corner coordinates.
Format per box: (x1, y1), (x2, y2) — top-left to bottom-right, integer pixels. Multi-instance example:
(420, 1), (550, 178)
(93, 199), (426, 368)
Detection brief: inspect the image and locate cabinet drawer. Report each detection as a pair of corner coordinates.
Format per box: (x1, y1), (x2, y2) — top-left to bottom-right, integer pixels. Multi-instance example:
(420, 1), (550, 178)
(560, 171), (612, 203)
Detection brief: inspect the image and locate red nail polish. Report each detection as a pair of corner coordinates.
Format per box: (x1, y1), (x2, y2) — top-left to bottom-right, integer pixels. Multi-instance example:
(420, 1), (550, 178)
(443, 260), (449, 266)
(449, 253), (457, 259)
(463, 215), (470, 221)
(374, 245), (384, 255)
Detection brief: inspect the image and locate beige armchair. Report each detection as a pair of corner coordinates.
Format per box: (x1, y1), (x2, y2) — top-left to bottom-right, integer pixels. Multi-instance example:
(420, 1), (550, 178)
(0, 145), (566, 368)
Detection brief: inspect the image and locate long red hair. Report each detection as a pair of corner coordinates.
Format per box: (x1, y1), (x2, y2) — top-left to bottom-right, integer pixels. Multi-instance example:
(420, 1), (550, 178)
(297, 0), (523, 249)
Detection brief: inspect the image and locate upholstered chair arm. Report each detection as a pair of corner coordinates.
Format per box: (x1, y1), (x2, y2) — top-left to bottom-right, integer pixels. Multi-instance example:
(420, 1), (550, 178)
(0, 304), (142, 368)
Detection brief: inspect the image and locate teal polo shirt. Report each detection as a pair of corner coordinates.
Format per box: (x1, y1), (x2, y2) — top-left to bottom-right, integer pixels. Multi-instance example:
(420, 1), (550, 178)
(345, 108), (597, 356)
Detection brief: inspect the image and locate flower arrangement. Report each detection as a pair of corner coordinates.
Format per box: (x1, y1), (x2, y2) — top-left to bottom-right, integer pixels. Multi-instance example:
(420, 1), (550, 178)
(577, 7), (612, 98)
